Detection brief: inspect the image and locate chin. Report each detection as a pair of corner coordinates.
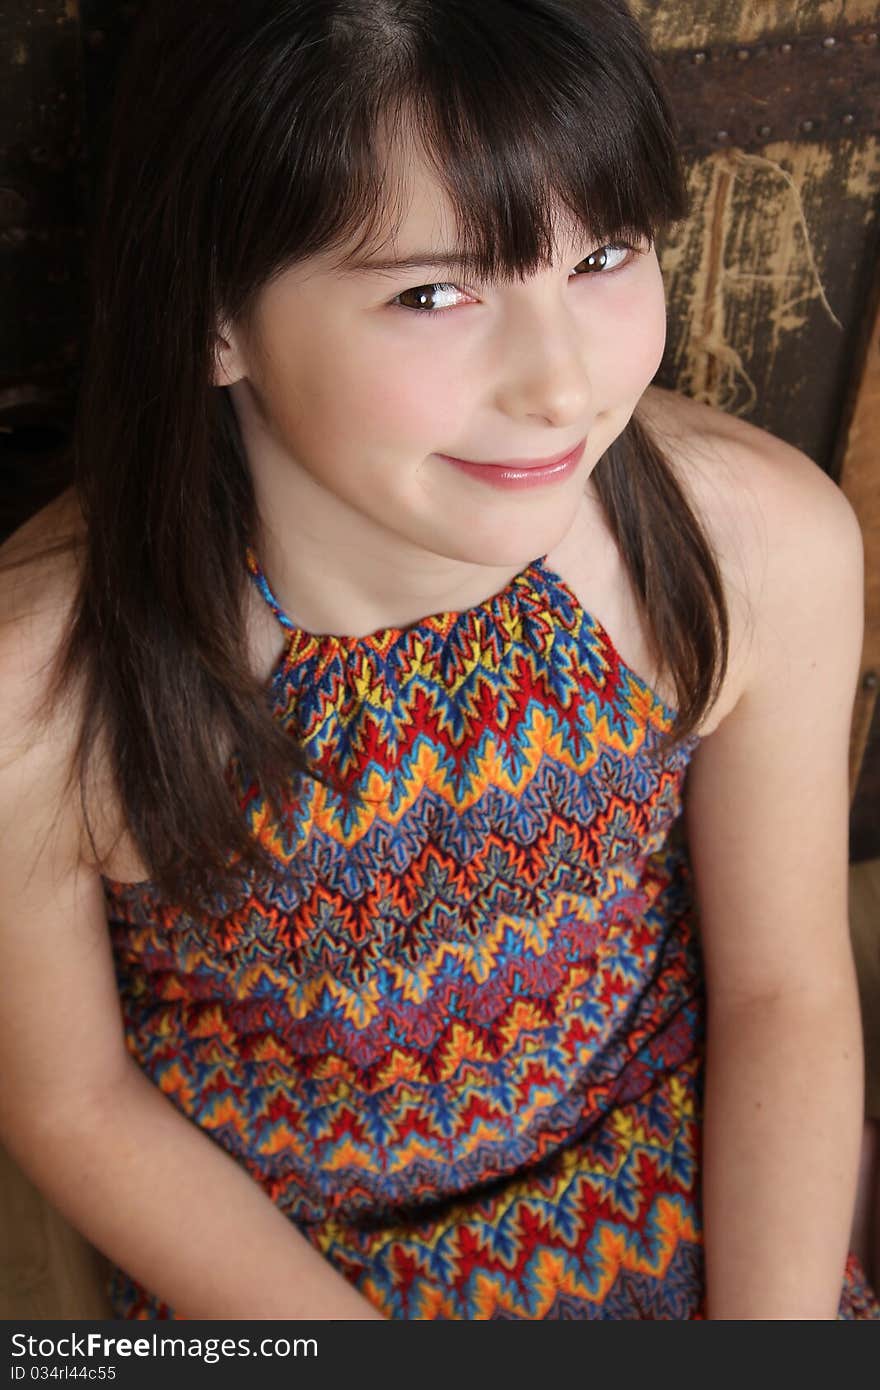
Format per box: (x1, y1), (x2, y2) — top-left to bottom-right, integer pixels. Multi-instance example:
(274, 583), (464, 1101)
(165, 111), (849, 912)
(448, 508), (583, 572)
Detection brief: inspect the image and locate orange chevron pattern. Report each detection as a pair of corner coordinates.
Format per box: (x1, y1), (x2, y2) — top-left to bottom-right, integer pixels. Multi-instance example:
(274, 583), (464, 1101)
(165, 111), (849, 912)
(101, 549), (879, 1319)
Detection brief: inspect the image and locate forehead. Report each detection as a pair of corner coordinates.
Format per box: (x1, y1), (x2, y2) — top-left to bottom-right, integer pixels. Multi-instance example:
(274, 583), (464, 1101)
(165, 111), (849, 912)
(334, 129), (460, 267)
(246, 125), (597, 333)
(327, 125), (583, 274)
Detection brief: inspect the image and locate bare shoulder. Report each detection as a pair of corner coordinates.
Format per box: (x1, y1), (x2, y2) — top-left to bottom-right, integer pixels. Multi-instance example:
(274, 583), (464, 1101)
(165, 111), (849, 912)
(0, 488), (86, 734)
(639, 384), (853, 529)
(0, 495), (136, 1121)
(0, 489), (151, 880)
(0, 486), (86, 618)
(0, 488), (92, 859)
(637, 385), (861, 726)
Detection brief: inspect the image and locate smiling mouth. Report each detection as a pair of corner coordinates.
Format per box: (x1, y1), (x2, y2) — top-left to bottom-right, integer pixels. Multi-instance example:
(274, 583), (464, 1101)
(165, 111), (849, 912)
(437, 441), (586, 470)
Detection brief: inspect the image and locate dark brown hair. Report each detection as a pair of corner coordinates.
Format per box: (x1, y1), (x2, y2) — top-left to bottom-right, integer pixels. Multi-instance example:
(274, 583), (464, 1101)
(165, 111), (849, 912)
(13, 0), (728, 912)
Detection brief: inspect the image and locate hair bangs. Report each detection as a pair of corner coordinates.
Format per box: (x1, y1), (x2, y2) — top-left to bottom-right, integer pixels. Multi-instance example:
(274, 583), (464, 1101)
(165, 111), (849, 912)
(394, 0), (688, 284)
(222, 0), (687, 311)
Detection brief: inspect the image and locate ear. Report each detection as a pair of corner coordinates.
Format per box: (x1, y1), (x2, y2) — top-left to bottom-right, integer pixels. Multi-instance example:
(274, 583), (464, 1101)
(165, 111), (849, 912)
(212, 319), (248, 387)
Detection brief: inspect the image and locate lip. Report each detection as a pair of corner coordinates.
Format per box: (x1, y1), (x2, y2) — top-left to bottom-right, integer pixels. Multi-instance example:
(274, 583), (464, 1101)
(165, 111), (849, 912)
(440, 442), (585, 470)
(437, 439), (587, 491)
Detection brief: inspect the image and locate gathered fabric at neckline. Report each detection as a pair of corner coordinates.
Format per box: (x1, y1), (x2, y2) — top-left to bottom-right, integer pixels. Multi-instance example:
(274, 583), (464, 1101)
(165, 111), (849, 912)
(244, 543), (550, 645)
(243, 543), (684, 726)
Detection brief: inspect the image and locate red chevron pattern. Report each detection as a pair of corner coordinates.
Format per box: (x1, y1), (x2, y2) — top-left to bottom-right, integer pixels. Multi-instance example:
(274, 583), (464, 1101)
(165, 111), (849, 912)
(100, 549), (879, 1318)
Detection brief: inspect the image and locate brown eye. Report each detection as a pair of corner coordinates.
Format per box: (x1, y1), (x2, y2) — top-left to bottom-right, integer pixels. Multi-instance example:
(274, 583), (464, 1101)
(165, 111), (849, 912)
(574, 244), (633, 275)
(395, 283), (463, 312)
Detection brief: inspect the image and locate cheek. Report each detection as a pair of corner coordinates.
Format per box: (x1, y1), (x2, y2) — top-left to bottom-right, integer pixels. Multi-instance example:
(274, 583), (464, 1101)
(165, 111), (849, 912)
(312, 337), (464, 445)
(298, 308), (434, 407)
(640, 271), (669, 375)
(591, 264), (667, 393)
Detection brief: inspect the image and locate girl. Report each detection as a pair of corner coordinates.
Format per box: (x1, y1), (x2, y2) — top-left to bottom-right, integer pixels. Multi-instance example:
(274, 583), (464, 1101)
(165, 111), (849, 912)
(0, 0), (877, 1320)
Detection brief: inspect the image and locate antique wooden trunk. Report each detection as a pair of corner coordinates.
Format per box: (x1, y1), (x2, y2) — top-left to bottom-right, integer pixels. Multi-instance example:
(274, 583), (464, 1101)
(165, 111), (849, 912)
(1, 0), (879, 852)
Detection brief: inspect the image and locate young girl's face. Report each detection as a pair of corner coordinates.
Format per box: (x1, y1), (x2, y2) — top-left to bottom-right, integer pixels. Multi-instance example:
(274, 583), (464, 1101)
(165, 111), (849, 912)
(217, 133), (668, 577)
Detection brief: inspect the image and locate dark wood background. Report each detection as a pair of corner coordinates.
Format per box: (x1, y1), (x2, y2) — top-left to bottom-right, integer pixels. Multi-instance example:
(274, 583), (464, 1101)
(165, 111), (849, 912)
(2, 0), (879, 855)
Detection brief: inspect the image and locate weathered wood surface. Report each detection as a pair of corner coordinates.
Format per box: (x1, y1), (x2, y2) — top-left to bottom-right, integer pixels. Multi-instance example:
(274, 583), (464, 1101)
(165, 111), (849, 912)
(851, 700), (880, 859)
(656, 137), (880, 465)
(0, 0), (84, 393)
(836, 264), (880, 848)
(659, 28), (880, 154)
(633, 0), (880, 50)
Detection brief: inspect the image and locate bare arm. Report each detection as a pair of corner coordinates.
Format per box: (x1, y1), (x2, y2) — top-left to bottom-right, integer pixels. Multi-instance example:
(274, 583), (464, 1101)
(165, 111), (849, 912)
(701, 985), (862, 1319)
(685, 433), (865, 1319)
(0, 533), (382, 1320)
(4, 1060), (384, 1320)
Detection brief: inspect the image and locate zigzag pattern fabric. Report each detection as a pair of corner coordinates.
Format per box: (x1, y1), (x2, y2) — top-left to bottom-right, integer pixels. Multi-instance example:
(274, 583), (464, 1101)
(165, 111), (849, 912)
(102, 549), (879, 1318)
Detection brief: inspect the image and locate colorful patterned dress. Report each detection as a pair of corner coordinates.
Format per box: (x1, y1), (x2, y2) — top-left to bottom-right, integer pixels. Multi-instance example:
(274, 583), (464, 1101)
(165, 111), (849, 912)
(102, 548), (880, 1319)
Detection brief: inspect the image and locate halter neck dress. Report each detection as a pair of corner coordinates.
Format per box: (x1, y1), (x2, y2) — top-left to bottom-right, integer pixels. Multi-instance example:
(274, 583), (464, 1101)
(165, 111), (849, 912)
(101, 547), (879, 1320)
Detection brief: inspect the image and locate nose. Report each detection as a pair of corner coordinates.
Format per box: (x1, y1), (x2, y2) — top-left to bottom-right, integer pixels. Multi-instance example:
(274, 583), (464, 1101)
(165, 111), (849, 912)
(492, 294), (593, 429)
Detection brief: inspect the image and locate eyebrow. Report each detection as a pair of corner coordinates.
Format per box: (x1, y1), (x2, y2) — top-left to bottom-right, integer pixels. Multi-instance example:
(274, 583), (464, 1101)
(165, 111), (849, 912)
(341, 250), (485, 276)
(341, 231), (630, 277)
